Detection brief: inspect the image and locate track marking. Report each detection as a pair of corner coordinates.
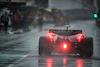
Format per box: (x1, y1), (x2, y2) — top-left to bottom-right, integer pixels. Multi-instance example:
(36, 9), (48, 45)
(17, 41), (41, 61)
(6, 54), (30, 67)
(6, 49), (38, 67)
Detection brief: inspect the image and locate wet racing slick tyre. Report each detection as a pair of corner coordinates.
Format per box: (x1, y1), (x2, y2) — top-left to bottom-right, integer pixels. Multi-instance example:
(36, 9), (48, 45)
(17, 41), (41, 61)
(39, 36), (51, 56)
(79, 37), (93, 57)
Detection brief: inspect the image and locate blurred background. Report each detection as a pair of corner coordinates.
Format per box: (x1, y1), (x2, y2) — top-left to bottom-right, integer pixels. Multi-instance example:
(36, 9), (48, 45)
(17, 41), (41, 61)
(0, 0), (98, 33)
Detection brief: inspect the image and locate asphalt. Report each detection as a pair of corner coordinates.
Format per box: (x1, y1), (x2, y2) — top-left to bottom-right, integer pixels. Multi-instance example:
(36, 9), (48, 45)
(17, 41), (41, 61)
(0, 24), (54, 52)
(0, 29), (37, 44)
(0, 28), (37, 51)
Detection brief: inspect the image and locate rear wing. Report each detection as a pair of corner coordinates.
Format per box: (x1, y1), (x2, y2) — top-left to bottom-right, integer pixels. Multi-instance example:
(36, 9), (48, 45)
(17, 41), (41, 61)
(49, 29), (82, 36)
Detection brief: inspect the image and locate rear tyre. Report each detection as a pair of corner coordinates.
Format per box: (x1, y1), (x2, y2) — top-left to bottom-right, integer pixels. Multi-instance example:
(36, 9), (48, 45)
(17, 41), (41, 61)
(39, 36), (51, 56)
(79, 37), (93, 57)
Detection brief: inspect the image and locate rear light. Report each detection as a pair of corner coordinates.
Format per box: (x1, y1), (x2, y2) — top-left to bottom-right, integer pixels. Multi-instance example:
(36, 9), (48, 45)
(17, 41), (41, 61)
(43, 16), (46, 19)
(37, 17), (39, 20)
(63, 44), (67, 49)
(78, 33), (84, 40)
(49, 32), (52, 39)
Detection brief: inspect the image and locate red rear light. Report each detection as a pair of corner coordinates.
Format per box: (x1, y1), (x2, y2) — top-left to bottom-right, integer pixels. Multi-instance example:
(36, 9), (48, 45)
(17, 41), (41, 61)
(63, 44), (67, 49)
(43, 16), (46, 19)
(49, 32), (52, 39)
(37, 17), (39, 20)
(78, 33), (84, 40)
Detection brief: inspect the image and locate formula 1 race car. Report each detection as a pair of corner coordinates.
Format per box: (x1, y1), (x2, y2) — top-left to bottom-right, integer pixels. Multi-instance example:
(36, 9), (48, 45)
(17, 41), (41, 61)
(38, 25), (93, 57)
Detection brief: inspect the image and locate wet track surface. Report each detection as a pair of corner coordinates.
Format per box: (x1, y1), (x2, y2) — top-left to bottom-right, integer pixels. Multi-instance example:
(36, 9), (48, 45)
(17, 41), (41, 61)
(14, 55), (100, 67)
(0, 20), (100, 67)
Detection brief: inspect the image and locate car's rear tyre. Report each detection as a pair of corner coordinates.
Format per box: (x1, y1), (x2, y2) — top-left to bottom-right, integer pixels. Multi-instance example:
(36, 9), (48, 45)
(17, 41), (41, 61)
(39, 36), (51, 56)
(79, 37), (93, 57)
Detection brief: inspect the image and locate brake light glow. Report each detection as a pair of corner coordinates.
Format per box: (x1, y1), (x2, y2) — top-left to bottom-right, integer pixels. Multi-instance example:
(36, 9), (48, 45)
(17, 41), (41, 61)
(78, 33), (83, 40)
(43, 16), (46, 19)
(49, 33), (52, 39)
(63, 44), (67, 49)
(37, 17), (39, 20)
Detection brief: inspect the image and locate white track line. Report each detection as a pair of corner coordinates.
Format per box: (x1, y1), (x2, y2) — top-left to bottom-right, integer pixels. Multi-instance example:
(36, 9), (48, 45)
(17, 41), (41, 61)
(6, 54), (29, 67)
(6, 50), (38, 67)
